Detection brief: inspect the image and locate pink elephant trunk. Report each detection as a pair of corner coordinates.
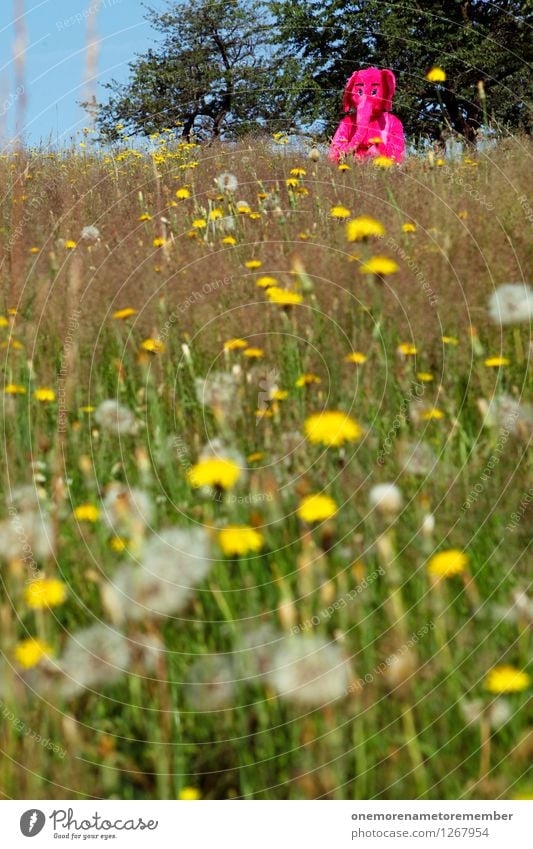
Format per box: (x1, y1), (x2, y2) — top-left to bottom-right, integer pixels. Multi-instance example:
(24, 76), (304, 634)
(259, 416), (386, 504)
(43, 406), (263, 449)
(352, 97), (374, 145)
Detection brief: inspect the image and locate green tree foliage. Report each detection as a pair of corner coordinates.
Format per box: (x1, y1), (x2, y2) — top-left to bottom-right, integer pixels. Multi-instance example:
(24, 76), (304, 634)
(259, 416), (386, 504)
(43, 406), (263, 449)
(93, 0), (282, 141)
(270, 0), (533, 144)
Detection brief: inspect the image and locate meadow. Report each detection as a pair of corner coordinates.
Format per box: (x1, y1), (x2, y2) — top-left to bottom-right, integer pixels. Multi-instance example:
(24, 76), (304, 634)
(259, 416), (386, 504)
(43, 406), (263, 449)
(0, 132), (531, 800)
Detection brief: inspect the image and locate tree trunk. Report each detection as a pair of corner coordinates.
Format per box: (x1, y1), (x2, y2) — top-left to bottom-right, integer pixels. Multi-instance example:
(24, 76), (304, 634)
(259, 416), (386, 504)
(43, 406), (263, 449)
(441, 87), (478, 145)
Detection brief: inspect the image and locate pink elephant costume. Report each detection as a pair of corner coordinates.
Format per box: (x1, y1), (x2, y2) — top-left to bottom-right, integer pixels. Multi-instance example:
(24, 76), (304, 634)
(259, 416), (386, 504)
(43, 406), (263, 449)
(329, 68), (405, 163)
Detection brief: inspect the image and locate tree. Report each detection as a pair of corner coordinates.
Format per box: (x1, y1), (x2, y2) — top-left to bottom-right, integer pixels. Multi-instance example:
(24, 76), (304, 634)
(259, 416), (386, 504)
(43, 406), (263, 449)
(270, 0), (533, 145)
(92, 0), (282, 142)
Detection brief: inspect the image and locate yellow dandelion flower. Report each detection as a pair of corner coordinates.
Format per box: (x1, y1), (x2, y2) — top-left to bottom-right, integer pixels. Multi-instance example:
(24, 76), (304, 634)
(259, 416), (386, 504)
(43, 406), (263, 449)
(224, 338), (247, 351)
(4, 383), (26, 395)
(256, 276), (278, 289)
(112, 308), (137, 320)
(442, 336), (459, 346)
(436, 158), (445, 166)
(416, 372), (434, 382)
(222, 236), (237, 245)
(297, 494), (338, 523)
(110, 536), (127, 552)
(175, 188), (191, 199)
(64, 240), (77, 249)
(138, 213), (152, 222)
(360, 256), (399, 275)
(266, 287), (303, 306)
(179, 787), (201, 801)
(427, 549), (468, 578)
(402, 222), (416, 233)
(271, 389), (288, 401)
(484, 356), (510, 367)
(248, 212), (261, 220)
(34, 387), (56, 402)
(344, 351), (367, 364)
(373, 155), (395, 169)
(237, 204), (251, 214)
(29, 246), (40, 254)
(346, 215), (385, 241)
(0, 316), (9, 327)
(338, 163), (350, 171)
(304, 411), (363, 447)
(247, 451), (265, 463)
(153, 237), (166, 248)
(458, 210), (468, 220)
(14, 638), (53, 669)
(192, 218), (207, 229)
(330, 205), (351, 219)
(485, 666), (530, 694)
(421, 407), (444, 420)
(74, 503), (100, 522)
(426, 67), (446, 83)
(24, 578), (67, 609)
(397, 343), (417, 356)
(290, 168), (306, 177)
(141, 338), (166, 354)
(244, 347), (264, 358)
(209, 208), (223, 220)
(245, 259), (262, 269)
(187, 457), (241, 490)
(295, 373), (321, 387)
(219, 525), (264, 557)
(285, 178), (299, 188)
(80, 405), (95, 413)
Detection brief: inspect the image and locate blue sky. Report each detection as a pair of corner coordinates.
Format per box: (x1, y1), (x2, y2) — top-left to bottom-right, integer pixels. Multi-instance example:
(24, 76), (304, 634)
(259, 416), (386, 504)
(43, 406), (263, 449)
(0, 0), (161, 146)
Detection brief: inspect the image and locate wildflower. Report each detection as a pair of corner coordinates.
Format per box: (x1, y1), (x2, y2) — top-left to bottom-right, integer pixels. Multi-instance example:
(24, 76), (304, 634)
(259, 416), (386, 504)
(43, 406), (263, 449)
(360, 256), (399, 275)
(110, 536), (127, 552)
(152, 237), (166, 248)
(487, 284), (533, 325)
(24, 578), (67, 609)
(330, 205), (351, 219)
(59, 625), (131, 696)
(286, 178), (299, 189)
(141, 338), (166, 353)
(179, 788), (201, 801)
(214, 172), (238, 193)
(4, 384), (26, 395)
(484, 356), (510, 367)
(369, 483), (403, 516)
(0, 316), (8, 327)
(402, 222), (416, 233)
(266, 287), (303, 307)
(138, 213), (152, 221)
(219, 526), (264, 557)
(184, 655), (236, 710)
(74, 503), (100, 523)
(344, 351), (367, 364)
(247, 451), (264, 463)
(427, 549), (468, 579)
(420, 407), (444, 421)
(195, 372), (241, 421)
(256, 275), (278, 289)
(297, 494), (337, 523)
(397, 343), (417, 356)
(397, 440), (437, 476)
(224, 338), (247, 351)
(187, 457), (241, 490)
(308, 148), (320, 162)
(81, 225), (100, 242)
(346, 216), (385, 242)
(64, 240), (77, 249)
(222, 236), (237, 246)
(442, 335), (459, 345)
(14, 638), (53, 669)
(192, 218), (207, 229)
(209, 208), (224, 221)
(94, 400), (138, 435)
(338, 163), (350, 171)
(295, 373), (320, 387)
(34, 388), (55, 402)
(244, 347), (264, 358)
(103, 528), (211, 623)
(236, 201), (251, 214)
(426, 67), (446, 82)
(102, 485), (154, 538)
(304, 411), (363, 447)
(267, 636), (351, 708)
(245, 259), (262, 269)
(416, 372), (434, 382)
(485, 665), (530, 694)
(175, 187), (191, 199)
(112, 307), (137, 320)
(373, 155), (395, 168)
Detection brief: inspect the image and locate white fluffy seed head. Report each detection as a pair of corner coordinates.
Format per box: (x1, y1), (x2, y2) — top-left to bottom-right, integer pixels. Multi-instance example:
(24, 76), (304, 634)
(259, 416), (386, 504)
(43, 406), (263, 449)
(369, 483), (404, 516)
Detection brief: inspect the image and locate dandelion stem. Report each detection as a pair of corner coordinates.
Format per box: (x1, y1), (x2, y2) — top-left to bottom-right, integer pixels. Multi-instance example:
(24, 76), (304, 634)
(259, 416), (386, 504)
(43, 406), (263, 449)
(401, 702), (429, 798)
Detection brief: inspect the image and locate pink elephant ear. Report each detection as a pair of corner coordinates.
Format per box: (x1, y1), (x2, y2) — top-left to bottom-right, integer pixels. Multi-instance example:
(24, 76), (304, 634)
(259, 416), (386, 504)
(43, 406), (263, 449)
(343, 72), (359, 112)
(381, 69), (396, 111)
